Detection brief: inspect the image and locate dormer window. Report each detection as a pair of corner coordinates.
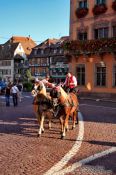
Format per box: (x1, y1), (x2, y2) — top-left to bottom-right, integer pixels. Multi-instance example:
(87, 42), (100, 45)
(79, 0), (87, 8)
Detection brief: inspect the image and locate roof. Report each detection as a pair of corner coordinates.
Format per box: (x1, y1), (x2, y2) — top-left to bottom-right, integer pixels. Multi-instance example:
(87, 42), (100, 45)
(34, 38), (58, 49)
(0, 43), (19, 60)
(33, 37), (69, 50)
(5, 36), (37, 56)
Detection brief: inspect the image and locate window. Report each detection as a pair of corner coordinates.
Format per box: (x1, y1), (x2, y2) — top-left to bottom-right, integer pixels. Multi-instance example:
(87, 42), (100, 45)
(76, 65), (85, 86)
(34, 50), (37, 55)
(79, 0), (87, 8)
(37, 49), (41, 54)
(2, 69), (11, 75)
(95, 64), (106, 86)
(94, 27), (108, 39)
(41, 50), (44, 55)
(112, 26), (116, 37)
(78, 32), (87, 40)
(113, 65), (116, 87)
(41, 58), (47, 65)
(96, 0), (106, 5)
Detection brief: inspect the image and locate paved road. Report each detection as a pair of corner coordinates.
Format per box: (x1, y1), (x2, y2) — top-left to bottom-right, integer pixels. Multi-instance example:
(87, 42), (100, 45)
(0, 93), (116, 175)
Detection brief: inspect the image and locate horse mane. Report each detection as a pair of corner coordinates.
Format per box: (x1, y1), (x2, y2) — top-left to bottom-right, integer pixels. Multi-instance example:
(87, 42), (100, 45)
(38, 81), (47, 96)
(59, 86), (68, 99)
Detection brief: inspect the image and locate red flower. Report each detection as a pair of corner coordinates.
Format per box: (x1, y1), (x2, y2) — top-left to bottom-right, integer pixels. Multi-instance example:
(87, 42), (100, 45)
(76, 7), (88, 18)
(93, 3), (107, 16)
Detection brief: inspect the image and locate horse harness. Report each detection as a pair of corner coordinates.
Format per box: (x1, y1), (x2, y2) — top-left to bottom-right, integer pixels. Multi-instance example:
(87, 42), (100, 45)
(59, 94), (75, 108)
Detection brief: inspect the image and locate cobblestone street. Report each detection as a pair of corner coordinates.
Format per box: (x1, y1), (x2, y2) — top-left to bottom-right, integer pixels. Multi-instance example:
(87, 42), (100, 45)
(0, 94), (116, 175)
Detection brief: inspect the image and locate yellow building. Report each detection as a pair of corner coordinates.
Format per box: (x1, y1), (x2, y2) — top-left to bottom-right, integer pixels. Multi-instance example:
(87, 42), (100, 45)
(68, 0), (116, 97)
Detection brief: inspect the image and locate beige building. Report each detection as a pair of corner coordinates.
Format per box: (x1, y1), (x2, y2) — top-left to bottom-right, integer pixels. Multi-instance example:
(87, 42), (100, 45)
(68, 0), (116, 97)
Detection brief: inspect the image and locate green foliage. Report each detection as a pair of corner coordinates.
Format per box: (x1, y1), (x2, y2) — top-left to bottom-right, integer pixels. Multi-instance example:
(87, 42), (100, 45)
(23, 81), (33, 92)
(26, 70), (32, 79)
(63, 37), (116, 55)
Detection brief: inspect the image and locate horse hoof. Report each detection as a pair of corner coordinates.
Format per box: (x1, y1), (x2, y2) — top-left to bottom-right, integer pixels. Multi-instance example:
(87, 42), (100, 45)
(66, 128), (69, 132)
(60, 131), (62, 134)
(61, 135), (64, 140)
(76, 121), (78, 124)
(37, 134), (41, 137)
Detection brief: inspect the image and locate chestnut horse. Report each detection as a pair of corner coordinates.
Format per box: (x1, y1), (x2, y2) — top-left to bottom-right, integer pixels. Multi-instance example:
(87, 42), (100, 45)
(31, 81), (53, 137)
(50, 86), (79, 139)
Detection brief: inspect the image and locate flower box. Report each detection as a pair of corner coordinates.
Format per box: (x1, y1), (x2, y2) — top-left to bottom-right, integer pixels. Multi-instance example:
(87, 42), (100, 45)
(76, 7), (88, 18)
(93, 4), (107, 16)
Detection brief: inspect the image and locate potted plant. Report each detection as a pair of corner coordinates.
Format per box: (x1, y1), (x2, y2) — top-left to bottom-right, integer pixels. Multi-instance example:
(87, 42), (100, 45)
(76, 7), (88, 18)
(93, 3), (107, 16)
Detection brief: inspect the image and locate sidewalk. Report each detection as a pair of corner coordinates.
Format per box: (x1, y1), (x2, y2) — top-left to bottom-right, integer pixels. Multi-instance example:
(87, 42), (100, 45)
(80, 96), (116, 103)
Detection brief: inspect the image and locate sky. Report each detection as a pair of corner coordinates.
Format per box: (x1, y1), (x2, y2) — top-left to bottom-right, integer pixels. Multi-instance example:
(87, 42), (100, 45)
(0, 0), (70, 44)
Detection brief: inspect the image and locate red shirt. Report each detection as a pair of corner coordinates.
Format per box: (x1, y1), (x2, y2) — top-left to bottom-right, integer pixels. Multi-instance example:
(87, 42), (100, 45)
(64, 75), (77, 89)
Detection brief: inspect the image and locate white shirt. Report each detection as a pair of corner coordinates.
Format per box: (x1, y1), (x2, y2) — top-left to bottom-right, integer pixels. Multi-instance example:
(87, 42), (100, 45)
(11, 85), (19, 93)
(72, 76), (77, 86)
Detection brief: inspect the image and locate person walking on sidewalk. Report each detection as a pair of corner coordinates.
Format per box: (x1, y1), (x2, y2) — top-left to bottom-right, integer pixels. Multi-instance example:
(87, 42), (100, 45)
(5, 84), (11, 106)
(11, 83), (19, 107)
(17, 82), (23, 102)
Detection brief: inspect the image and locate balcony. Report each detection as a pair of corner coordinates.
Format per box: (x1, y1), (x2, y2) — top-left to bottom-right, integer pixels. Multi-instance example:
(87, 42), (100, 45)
(75, 7), (88, 18)
(112, 1), (116, 11)
(93, 3), (107, 16)
(63, 38), (116, 56)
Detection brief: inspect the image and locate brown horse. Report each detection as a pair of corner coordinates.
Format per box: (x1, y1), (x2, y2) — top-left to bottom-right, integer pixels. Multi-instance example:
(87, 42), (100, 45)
(50, 86), (79, 139)
(31, 81), (53, 137)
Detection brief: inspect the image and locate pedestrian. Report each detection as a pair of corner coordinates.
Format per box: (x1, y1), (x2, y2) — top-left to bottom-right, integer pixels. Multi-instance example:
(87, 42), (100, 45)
(40, 75), (55, 88)
(63, 72), (77, 93)
(17, 82), (23, 102)
(11, 83), (19, 107)
(5, 84), (11, 106)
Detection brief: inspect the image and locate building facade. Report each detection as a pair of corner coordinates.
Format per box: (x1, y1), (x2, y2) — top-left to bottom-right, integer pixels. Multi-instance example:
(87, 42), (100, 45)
(69, 0), (116, 97)
(29, 38), (69, 83)
(0, 36), (36, 82)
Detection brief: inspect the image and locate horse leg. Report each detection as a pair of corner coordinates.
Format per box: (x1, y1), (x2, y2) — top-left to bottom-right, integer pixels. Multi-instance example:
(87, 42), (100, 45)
(41, 115), (45, 133)
(72, 111), (76, 129)
(76, 110), (79, 124)
(48, 111), (53, 130)
(65, 117), (69, 132)
(38, 115), (45, 137)
(48, 119), (52, 130)
(66, 124), (69, 132)
(36, 113), (41, 137)
(62, 114), (69, 139)
(60, 116), (64, 138)
(65, 111), (70, 132)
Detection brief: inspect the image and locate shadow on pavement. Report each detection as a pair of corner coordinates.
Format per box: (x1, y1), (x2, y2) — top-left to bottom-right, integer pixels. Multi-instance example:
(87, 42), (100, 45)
(85, 140), (116, 147)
